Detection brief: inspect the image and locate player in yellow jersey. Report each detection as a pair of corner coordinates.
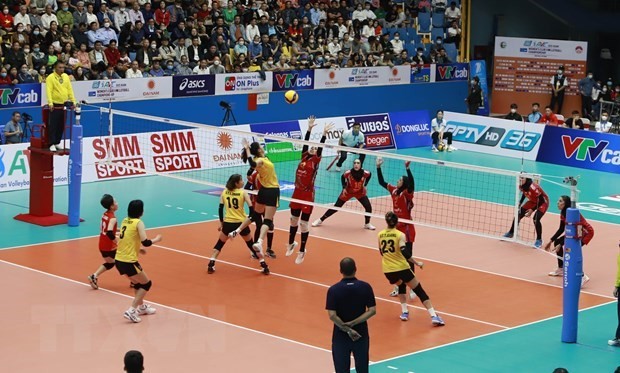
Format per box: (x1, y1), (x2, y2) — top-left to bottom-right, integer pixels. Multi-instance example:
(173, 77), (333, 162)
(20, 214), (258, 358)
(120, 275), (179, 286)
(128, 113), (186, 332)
(115, 200), (162, 323)
(242, 139), (280, 257)
(379, 212), (445, 325)
(208, 174), (270, 275)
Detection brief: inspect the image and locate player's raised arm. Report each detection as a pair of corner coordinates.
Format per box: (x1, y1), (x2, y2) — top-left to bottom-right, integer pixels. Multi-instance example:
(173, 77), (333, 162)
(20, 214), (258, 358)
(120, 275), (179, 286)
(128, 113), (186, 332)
(317, 123), (334, 157)
(405, 161), (415, 193)
(376, 157), (388, 190)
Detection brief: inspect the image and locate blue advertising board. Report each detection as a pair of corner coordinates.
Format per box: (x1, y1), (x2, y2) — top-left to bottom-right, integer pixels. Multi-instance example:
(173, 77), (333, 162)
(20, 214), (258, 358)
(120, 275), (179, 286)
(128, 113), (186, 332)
(536, 126), (620, 173)
(0, 83), (41, 109)
(435, 63), (469, 82)
(389, 111), (432, 148)
(411, 65), (431, 84)
(345, 114), (396, 150)
(172, 75), (215, 97)
(272, 70), (315, 91)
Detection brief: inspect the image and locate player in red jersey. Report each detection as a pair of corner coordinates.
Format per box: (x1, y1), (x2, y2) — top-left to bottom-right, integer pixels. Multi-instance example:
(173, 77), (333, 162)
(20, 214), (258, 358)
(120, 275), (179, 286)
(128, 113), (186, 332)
(503, 176), (549, 248)
(543, 195), (593, 286)
(312, 159), (375, 230)
(88, 194), (118, 289)
(376, 158), (421, 298)
(244, 166), (276, 258)
(286, 117), (334, 264)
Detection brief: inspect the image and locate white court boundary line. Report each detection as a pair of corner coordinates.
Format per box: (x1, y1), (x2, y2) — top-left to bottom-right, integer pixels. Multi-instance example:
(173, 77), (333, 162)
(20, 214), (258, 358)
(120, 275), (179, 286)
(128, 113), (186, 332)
(0, 259), (334, 356)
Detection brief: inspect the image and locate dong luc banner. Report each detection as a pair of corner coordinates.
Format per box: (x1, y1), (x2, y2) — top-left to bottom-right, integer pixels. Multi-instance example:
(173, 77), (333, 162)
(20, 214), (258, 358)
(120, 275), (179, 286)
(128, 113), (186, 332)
(536, 126), (620, 174)
(389, 111), (432, 149)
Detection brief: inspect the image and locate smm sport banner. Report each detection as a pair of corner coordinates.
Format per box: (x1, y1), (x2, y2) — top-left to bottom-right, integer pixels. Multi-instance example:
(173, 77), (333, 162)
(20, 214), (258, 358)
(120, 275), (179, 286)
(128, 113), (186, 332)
(536, 125), (620, 174)
(443, 111), (545, 160)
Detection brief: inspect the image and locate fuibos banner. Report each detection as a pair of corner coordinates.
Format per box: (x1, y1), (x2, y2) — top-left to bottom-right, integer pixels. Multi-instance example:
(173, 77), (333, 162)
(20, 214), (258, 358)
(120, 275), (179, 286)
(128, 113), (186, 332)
(536, 126), (620, 173)
(443, 112), (545, 160)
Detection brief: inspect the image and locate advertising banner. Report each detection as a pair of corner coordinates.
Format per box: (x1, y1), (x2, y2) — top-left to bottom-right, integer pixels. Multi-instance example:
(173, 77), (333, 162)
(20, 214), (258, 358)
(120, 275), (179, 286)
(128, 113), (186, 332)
(61, 77), (173, 103)
(314, 66), (410, 89)
(214, 72), (273, 95)
(435, 63), (470, 82)
(410, 64), (433, 84)
(172, 75), (216, 97)
(272, 70), (315, 91)
(536, 126), (620, 174)
(345, 114), (396, 150)
(492, 36), (588, 117)
(298, 116), (348, 158)
(389, 111), (432, 148)
(249, 121), (303, 162)
(0, 143), (68, 192)
(443, 111), (545, 160)
(0, 83), (41, 109)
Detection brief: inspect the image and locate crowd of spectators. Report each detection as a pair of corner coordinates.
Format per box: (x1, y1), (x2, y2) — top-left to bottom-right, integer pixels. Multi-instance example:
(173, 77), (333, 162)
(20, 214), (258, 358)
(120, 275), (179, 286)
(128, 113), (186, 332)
(0, 0), (461, 83)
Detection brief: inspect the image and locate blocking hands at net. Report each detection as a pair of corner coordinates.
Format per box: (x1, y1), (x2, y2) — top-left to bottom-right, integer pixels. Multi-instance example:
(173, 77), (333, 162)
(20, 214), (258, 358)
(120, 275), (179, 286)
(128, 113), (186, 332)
(313, 158), (375, 230)
(241, 138), (281, 258)
(209, 174), (270, 275)
(503, 177), (549, 248)
(287, 117), (335, 265)
(333, 122), (365, 172)
(45, 61), (76, 152)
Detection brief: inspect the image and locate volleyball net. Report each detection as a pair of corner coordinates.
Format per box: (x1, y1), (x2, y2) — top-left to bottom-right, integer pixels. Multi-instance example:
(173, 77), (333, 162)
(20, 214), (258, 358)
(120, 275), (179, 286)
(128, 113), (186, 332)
(90, 107), (550, 246)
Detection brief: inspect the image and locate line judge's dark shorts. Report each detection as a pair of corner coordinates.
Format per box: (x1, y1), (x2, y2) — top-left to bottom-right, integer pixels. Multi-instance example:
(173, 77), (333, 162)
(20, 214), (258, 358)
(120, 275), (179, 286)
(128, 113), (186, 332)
(222, 221), (251, 236)
(256, 187), (280, 207)
(384, 269), (415, 285)
(100, 250), (116, 259)
(115, 260), (143, 277)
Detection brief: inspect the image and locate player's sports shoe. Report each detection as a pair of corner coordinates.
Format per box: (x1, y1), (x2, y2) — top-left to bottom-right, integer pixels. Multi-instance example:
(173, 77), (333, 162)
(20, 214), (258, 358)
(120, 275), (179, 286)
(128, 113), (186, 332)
(534, 239), (543, 249)
(431, 146), (438, 153)
(56, 142), (64, 150)
(608, 338), (620, 347)
(295, 251), (306, 264)
(252, 240), (264, 256)
(260, 261), (270, 275)
(548, 268), (563, 276)
(266, 249), (277, 258)
(87, 274), (99, 290)
(389, 286), (398, 297)
(312, 219), (323, 227)
(364, 223), (376, 230)
(285, 242), (298, 257)
(431, 315), (445, 326)
(207, 260), (215, 274)
(581, 274), (590, 287)
(400, 312), (409, 321)
(137, 304), (156, 316)
(502, 232), (514, 239)
(334, 166), (341, 172)
(447, 145), (456, 152)
(123, 309), (141, 323)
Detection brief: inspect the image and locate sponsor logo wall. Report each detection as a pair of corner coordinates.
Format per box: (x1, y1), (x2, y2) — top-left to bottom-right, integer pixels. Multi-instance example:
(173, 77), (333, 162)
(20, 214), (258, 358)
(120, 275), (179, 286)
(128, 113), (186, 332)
(314, 66), (410, 89)
(435, 63), (470, 82)
(443, 112), (545, 160)
(53, 77), (173, 103)
(172, 75), (216, 97)
(215, 72), (273, 95)
(272, 70), (315, 91)
(0, 83), (41, 109)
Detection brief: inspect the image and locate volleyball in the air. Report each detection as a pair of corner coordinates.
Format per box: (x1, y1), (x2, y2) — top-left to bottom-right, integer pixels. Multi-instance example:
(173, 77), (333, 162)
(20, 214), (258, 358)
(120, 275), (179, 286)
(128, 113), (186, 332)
(284, 90), (299, 104)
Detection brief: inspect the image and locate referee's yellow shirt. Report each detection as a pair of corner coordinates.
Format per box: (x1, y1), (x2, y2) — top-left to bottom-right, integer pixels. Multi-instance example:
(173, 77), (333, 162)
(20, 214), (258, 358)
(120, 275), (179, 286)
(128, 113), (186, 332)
(46, 72), (75, 106)
(378, 228), (409, 273)
(116, 218), (141, 263)
(257, 156), (279, 188)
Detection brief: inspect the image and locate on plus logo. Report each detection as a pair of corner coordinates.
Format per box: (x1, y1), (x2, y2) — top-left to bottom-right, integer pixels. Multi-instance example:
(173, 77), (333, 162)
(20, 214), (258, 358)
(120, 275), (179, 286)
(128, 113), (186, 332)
(562, 135), (609, 161)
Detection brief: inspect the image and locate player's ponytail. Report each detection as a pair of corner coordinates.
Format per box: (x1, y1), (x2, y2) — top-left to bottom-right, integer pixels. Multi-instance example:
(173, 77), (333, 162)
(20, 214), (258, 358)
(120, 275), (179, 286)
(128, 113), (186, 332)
(226, 174), (243, 191)
(560, 195), (571, 213)
(385, 211), (399, 228)
(241, 142), (261, 163)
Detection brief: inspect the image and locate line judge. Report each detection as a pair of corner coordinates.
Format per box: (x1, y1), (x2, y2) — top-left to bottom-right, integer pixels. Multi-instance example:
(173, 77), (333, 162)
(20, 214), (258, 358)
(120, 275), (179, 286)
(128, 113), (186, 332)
(45, 61), (76, 152)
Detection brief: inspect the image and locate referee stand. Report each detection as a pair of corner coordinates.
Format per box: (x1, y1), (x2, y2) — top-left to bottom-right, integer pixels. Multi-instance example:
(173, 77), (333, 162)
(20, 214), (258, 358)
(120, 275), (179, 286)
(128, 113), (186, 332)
(14, 103), (83, 227)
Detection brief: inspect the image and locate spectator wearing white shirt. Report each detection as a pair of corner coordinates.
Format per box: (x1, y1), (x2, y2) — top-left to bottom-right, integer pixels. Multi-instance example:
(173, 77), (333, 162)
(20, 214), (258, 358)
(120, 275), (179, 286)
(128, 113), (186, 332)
(334, 123), (366, 171)
(445, 20), (461, 45)
(193, 59), (209, 74)
(126, 61), (144, 78)
(328, 38), (341, 55)
(13, 6), (31, 29)
(245, 18), (260, 43)
(353, 3), (376, 22)
(41, 5), (58, 31)
(595, 111), (613, 133)
(129, 2), (145, 25)
(444, 2), (461, 24)
(208, 56), (226, 74)
(431, 110), (455, 152)
(115, 2), (130, 31)
(390, 32), (403, 55)
(85, 4), (99, 28)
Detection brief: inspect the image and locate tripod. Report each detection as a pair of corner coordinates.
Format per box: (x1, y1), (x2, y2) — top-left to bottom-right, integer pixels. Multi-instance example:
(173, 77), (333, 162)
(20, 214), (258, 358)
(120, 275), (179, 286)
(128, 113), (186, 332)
(221, 106), (238, 127)
(20, 117), (33, 142)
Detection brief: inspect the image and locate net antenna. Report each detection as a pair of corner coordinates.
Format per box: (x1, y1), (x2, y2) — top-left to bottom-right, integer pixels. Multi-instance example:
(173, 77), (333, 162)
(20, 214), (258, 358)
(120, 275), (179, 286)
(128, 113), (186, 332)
(99, 108), (561, 247)
(219, 101), (238, 127)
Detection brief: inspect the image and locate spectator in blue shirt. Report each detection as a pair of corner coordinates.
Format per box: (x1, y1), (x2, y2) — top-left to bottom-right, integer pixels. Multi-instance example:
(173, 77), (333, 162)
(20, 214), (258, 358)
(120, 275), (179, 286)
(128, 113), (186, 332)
(149, 60), (165, 76)
(248, 35), (263, 63)
(578, 71), (595, 119)
(528, 102), (542, 123)
(3, 112), (23, 144)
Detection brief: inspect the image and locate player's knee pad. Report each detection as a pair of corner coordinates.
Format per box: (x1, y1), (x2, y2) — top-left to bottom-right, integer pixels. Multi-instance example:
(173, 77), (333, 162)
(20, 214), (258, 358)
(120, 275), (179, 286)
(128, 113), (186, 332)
(398, 283), (407, 295)
(412, 284), (429, 302)
(103, 262), (115, 270)
(137, 280), (152, 291)
(264, 219), (274, 231)
(290, 215), (300, 227)
(299, 220), (309, 233)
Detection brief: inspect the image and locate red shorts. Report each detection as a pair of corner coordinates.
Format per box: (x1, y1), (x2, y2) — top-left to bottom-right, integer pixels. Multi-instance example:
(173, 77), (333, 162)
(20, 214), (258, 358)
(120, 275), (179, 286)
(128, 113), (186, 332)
(339, 191), (365, 202)
(290, 189), (314, 214)
(396, 222), (416, 243)
(522, 201), (549, 214)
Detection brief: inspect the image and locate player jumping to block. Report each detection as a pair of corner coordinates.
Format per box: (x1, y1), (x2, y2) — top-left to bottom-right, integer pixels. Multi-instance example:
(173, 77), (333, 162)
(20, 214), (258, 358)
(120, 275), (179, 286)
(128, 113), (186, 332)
(330, 122), (365, 172)
(503, 176), (549, 248)
(245, 166), (276, 258)
(209, 174), (270, 275)
(313, 159), (375, 230)
(242, 139), (280, 257)
(379, 212), (445, 325)
(115, 200), (162, 323)
(543, 195), (592, 286)
(88, 194), (118, 290)
(376, 158), (417, 298)
(286, 117), (334, 264)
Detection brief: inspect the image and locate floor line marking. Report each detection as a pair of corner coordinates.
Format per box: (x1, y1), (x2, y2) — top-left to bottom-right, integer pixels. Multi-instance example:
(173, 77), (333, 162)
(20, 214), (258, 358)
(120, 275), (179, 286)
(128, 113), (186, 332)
(0, 259), (333, 355)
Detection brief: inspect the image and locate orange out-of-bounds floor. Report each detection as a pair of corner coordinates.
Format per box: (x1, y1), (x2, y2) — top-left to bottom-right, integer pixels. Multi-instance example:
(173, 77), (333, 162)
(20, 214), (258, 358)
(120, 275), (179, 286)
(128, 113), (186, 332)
(0, 216), (612, 371)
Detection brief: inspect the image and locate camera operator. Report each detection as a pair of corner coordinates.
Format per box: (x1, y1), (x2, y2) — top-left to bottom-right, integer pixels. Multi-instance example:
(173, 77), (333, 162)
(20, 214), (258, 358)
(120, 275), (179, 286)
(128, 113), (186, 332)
(3, 112), (23, 144)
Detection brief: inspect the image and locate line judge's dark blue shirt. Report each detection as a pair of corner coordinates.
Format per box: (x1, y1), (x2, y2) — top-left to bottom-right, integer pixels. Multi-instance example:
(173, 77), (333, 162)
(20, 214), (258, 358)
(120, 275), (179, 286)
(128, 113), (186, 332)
(326, 277), (376, 339)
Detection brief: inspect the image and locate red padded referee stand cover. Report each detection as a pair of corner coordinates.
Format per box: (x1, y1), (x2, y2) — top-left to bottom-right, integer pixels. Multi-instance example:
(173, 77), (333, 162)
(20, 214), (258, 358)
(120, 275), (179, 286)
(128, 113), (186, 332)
(248, 93), (257, 111)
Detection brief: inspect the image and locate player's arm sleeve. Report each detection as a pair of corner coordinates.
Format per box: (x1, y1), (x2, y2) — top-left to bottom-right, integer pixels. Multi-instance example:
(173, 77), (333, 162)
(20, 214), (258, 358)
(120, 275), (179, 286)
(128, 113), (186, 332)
(376, 167), (388, 189)
(218, 203), (224, 222)
(317, 135), (327, 157)
(400, 234), (412, 259)
(364, 172), (372, 186)
(105, 218), (117, 239)
(519, 193), (526, 205)
(106, 231), (116, 240)
(247, 156), (257, 168)
(550, 220), (565, 242)
(406, 168), (414, 192)
(341, 173), (347, 189)
(302, 128), (311, 154)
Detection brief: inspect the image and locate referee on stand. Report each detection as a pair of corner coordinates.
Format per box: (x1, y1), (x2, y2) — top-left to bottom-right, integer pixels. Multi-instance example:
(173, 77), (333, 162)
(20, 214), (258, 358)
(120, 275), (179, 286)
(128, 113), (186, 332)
(333, 122), (365, 172)
(45, 61), (76, 152)
(326, 257), (376, 373)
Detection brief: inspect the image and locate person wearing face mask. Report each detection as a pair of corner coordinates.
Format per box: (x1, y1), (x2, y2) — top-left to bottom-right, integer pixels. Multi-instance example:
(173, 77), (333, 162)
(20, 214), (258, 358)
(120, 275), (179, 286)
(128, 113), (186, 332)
(18, 64), (35, 83)
(0, 5), (14, 33)
(595, 111), (613, 133)
(411, 47), (429, 64)
(504, 103), (523, 121)
(465, 76), (483, 115)
(99, 20), (118, 46)
(578, 71), (595, 118)
(207, 56), (226, 74)
(56, 2), (74, 30)
(233, 37), (247, 59)
(115, 2), (131, 31)
(549, 65), (568, 115)
(390, 32), (403, 55)
(261, 56), (276, 71)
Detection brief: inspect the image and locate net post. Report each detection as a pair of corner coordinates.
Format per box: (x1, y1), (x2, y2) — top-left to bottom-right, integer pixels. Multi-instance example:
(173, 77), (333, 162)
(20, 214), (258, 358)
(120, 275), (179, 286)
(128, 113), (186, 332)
(68, 106), (83, 226)
(513, 173), (521, 242)
(561, 176), (582, 343)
